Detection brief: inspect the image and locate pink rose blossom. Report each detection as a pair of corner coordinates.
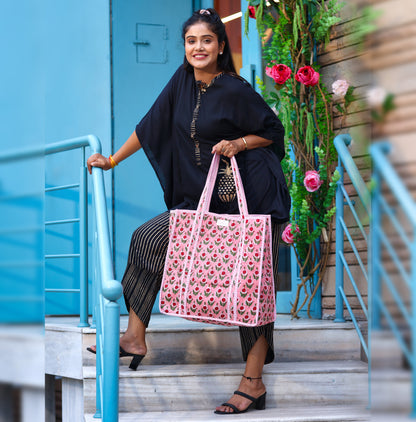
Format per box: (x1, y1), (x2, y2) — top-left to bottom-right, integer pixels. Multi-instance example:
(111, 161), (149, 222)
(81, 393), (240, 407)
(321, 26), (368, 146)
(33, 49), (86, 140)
(295, 66), (320, 86)
(265, 64), (292, 85)
(304, 170), (323, 192)
(332, 79), (349, 97)
(281, 224), (300, 244)
(248, 6), (257, 19)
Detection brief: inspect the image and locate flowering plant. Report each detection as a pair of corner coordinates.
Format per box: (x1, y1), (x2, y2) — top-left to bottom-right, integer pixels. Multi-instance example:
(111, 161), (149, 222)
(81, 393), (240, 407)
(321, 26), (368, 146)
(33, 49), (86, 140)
(295, 66), (320, 87)
(332, 79), (350, 98)
(281, 223), (300, 244)
(304, 171), (323, 193)
(245, 0), (347, 317)
(365, 86), (395, 122)
(265, 63), (292, 85)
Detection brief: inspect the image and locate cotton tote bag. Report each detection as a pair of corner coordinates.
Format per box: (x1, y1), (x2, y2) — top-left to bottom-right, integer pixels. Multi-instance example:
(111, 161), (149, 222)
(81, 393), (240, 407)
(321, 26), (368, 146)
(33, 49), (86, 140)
(159, 154), (276, 327)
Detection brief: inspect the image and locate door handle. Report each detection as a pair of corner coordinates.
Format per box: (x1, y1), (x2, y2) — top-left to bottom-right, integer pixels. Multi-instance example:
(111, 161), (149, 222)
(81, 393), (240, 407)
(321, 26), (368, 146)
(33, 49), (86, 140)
(133, 40), (150, 46)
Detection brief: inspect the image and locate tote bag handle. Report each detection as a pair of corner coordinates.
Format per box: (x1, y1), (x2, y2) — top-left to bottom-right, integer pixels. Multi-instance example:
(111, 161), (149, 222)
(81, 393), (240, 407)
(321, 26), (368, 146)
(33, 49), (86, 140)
(197, 154), (249, 217)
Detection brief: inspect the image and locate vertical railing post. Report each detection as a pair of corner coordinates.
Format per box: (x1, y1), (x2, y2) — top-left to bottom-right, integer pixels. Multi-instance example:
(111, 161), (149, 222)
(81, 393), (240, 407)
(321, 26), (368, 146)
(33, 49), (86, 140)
(93, 231), (102, 419)
(370, 169), (381, 330)
(79, 147), (89, 327)
(335, 157), (345, 322)
(411, 230), (416, 417)
(103, 300), (120, 422)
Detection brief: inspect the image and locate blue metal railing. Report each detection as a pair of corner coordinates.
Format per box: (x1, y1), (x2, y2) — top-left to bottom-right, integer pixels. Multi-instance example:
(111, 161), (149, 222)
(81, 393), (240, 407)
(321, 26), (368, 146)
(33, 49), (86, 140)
(44, 142), (89, 327)
(334, 134), (370, 359)
(0, 135), (122, 421)
(370, 141), (416, 415)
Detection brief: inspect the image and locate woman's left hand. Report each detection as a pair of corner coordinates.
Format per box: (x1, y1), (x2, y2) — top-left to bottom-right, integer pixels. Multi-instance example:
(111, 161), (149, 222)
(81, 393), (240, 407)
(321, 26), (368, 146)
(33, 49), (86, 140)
(212, 139), (244, 157)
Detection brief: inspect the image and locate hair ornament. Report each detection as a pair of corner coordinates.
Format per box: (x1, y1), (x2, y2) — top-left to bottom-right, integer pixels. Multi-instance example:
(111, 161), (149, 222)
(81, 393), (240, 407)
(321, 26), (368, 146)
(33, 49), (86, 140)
(199, 9), (211, 15)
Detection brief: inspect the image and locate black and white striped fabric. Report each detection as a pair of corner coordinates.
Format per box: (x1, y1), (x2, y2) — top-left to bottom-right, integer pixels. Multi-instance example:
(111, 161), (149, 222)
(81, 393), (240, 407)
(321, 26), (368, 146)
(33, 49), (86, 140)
(121, 211), (283, 364)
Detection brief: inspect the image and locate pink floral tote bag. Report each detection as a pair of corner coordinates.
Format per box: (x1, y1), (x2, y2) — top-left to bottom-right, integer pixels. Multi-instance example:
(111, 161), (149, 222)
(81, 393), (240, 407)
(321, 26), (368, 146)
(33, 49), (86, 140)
(159, 154), (276, 327)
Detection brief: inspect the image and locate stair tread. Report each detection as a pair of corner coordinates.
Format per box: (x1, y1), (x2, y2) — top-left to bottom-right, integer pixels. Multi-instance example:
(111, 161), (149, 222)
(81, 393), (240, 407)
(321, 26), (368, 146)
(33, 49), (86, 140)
(85, 405), (370, 421)
(83, 359), (367, 379)
(46, 314), (356, 334)
(371, 368), (411, 380)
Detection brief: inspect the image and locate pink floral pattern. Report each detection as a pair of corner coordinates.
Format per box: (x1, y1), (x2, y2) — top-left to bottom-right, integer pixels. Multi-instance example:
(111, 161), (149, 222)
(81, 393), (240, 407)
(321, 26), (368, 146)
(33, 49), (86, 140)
(160, 210), (275, 327)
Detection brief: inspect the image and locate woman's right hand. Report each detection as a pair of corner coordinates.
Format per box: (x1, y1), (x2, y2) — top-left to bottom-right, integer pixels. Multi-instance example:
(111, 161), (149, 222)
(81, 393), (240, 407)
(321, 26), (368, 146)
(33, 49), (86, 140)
(87, 153), (112, 174)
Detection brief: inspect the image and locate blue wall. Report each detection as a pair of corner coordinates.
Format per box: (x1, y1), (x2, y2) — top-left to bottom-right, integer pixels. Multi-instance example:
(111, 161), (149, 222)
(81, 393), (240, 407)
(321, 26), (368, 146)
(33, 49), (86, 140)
(0, 2), (47, 322)
(0, 0), (112, 319)
(43, 0), (112, 315)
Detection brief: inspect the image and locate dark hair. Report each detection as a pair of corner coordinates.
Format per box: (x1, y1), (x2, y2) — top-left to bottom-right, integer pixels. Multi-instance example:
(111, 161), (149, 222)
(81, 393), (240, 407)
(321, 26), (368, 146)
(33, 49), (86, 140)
(181, 8), (236, 74)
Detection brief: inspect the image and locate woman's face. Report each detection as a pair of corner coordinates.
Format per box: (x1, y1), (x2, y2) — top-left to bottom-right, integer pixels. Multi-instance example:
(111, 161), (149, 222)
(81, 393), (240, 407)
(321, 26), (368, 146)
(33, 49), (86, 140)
(184, 22), (225, 74)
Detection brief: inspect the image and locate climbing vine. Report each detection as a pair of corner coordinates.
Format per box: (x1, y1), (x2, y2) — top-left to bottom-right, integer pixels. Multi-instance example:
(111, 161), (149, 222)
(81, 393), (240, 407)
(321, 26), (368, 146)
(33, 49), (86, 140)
(245, 0), (348, 318)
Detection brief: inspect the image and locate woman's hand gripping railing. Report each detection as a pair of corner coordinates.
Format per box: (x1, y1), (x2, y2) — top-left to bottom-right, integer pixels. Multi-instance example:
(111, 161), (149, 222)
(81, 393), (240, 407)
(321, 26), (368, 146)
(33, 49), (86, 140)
(85, 135), (122, 421)
(47, 134), (122, 421)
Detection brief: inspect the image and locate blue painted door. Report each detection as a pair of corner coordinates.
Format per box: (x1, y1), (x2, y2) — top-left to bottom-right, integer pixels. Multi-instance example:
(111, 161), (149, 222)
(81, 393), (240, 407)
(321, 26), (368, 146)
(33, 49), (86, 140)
(112, 0), (199, 313)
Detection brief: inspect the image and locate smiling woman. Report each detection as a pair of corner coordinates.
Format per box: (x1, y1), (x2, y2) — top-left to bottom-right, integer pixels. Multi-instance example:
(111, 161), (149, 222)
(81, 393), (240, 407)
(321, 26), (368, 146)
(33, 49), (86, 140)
(184, 23), (225, 81)
(87, 7), (290, 416)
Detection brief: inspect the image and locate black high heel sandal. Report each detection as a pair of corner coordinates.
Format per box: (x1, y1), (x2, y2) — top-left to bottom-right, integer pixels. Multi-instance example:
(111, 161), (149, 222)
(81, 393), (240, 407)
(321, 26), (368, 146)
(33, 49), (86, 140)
(120, 346), (145, 370)
(86, 346), (145, 370)
(214, 390), (267, 414)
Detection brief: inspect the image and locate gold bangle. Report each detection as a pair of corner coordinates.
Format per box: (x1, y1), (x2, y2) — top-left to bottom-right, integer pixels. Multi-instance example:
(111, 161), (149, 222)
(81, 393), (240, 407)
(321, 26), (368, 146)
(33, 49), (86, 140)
(109, 155), (118, 168)
(241, 137), (248, 151)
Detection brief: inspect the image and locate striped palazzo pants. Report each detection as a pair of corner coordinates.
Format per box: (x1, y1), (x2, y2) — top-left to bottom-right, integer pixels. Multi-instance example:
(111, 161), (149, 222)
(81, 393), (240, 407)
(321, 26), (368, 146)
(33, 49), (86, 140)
(121, 211), (282, 365)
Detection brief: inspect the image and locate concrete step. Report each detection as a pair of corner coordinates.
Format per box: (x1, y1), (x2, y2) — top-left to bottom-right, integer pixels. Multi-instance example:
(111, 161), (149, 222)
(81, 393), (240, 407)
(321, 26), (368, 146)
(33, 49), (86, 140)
(85, 405), (370, 421)
(83, 360), (368, 413)
(46, 314), (362, 378)
(371, 368), (412, 413)
(371, 331), (405, 369)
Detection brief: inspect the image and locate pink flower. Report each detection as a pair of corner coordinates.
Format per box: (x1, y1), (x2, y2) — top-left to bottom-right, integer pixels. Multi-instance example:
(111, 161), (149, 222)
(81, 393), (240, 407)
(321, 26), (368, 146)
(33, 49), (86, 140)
(248, 5), (256, 18)
(366, 86), (387, 108)
(304, 170), (323, 192)
(281, 224), (300, 244)
(295, 66), (320, 86)
(332, 79), (349, 97)
(265, 64), (292, 85)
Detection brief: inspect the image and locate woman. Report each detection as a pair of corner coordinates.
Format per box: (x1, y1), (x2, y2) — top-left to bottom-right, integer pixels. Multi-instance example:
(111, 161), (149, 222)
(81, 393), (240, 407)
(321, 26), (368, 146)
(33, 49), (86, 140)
(87, 8), (290, 415)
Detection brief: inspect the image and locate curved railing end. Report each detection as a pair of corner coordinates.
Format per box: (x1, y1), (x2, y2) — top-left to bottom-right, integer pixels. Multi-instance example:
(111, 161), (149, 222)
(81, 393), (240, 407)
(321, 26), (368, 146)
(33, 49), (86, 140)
(369, 141), (392, 156)
(102, 279), (123, 302)
(87, 134), (102, 155)
(334, 133), (352, 149)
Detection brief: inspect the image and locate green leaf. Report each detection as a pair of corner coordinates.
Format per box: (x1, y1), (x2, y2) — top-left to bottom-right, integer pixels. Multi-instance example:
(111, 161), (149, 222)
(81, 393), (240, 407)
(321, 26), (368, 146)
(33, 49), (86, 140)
(383, 93), (396, 112)
(335, 103), (343, 114)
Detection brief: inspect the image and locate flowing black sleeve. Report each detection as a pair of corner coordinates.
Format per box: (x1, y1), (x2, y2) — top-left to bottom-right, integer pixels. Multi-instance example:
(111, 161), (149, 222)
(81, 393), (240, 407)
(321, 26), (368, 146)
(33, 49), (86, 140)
(135, 67), (182, 206)
(228, 77), (285, 161)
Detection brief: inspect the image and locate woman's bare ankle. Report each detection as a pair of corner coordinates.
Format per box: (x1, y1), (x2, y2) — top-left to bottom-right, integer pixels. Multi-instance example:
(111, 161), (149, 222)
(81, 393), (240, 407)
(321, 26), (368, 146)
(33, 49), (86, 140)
(239, 375), (265, 394)
(119, 335), (147, 355)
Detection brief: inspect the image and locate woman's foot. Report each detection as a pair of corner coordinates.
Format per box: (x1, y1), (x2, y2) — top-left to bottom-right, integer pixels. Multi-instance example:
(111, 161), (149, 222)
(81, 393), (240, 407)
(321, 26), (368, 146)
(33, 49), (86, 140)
(214, 375), (266, 414)
(86, 334), (147, 357)
(119, 334), (147, 357)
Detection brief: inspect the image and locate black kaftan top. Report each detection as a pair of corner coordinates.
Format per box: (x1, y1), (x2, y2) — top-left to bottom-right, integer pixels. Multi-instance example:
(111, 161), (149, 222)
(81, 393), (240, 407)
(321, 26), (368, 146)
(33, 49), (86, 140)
(136, 65), (290, 223)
